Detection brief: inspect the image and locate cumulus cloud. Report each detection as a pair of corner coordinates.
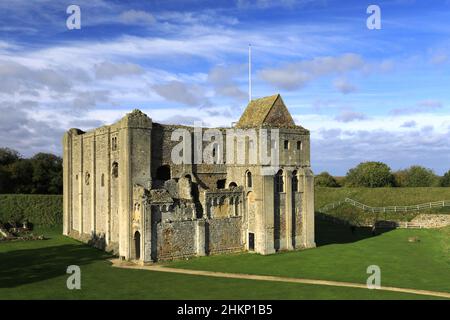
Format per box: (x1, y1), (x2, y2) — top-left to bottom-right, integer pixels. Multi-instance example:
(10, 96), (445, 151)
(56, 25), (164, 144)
(312, 127), (450, 175)
(430, 52), (448, 65)
(95, 61), (144, 80)
(208, 65), (247, 101)
(400, 120), (417, 128)
(237, 0), (317, 9)
(417, 100), (443, 109)
(259, 53), (365, 90)
(334, 110), (368, 123)
(0, 60), (77, 94)
(333, 78), (357, 94)
(391, 99), (443, 115)
(71, 90), (111, 110)
(0, 102), (65, 156)
(159, 115), (208, 126)
(152, 81), (210, 107)
(118, 10), (156, 25)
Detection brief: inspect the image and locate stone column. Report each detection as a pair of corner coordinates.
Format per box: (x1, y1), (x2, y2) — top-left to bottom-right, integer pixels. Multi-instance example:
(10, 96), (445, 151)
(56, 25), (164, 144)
(260, 174), (275, 255)
(79, 137), (84, 235)
(302, 168), (316, 248)
(196, 219), (206, 256)
(62, 132), (72, 236)
(142, 202), (152, 263)
(285, 170), (293, 250)
(106, 128), (111, 245)
(91, 135), (96, 235)
(118, 125), (132, 259)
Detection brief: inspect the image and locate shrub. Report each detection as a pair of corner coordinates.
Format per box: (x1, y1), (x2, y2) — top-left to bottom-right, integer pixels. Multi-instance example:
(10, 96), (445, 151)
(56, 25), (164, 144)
(315, 172), (340, 187)
(345, 162), (394, 187)
(395, 166), (438, 187)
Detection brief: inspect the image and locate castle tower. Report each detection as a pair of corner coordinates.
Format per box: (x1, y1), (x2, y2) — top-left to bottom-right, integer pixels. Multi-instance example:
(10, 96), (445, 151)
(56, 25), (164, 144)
(232, 94), (315, 254)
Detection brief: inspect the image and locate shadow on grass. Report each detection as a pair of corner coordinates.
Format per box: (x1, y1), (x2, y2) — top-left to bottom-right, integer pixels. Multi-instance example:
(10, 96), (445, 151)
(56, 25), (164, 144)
(315, 213), (394, 247)
(0, 242), (110, 288)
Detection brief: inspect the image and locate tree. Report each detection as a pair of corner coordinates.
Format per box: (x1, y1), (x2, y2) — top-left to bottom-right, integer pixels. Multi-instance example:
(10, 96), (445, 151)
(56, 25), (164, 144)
(395, 166), (438, 187)
(30, 153), (63, 194)
(315, 172), (340, 187)
(0, 165), (11, 193)
(345, 162), (394, 187)
(441, 170), (450, 187)
(8, 159), (34, 193)
(0, 147), (21, 166)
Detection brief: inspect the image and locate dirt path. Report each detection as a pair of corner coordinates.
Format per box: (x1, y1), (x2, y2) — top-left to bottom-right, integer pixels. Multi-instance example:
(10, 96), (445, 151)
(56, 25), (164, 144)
(110, 259), (450, 299)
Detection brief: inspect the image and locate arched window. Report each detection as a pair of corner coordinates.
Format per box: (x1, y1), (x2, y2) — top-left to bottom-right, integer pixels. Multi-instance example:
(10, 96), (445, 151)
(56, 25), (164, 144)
(112, 162), (119, 178)
(85, 172), (90, 185)
(112, 137), (118, 151)
(101, 173), (105, 187)
(246, 171), (252, 188)
(229, 182), (237, 189)
(275, 169), (284, 193)
(292, 170), (298, 192)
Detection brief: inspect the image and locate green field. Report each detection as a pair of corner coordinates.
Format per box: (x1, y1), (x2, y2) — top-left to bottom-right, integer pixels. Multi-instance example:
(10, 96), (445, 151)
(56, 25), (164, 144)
(0, 227), (447, 300)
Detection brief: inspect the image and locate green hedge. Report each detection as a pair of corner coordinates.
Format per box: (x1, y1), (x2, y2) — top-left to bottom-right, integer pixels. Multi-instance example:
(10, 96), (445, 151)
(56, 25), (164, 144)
(0, 194), (62, 227)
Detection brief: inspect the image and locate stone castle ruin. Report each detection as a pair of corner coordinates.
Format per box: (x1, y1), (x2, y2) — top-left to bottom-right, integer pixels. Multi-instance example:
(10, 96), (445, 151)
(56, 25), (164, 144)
(63, 94), (315, 263)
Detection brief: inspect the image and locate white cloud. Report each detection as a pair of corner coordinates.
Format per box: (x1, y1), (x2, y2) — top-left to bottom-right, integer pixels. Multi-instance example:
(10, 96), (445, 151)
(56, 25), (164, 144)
(333, 78), (357, 94)
(95, 61), (144, 80)
(152, 81), (210, 107)
(391, 99), (443, 115)
(259, 53), (365, 90)
(208, 64), (247, 101)
(118, 10), (156, 25)
(334, 110), (367, 123)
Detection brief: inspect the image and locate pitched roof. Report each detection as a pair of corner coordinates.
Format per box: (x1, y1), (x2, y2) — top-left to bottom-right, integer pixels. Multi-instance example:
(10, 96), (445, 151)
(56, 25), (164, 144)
(235, 94), (296, 128)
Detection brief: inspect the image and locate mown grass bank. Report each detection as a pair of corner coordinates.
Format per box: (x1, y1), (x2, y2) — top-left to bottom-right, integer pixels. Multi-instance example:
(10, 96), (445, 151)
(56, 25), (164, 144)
(315, 187), (450, 209)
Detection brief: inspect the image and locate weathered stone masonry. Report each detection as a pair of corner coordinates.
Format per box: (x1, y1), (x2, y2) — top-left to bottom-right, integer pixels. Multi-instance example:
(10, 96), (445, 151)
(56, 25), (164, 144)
(63, 94), (316, 262)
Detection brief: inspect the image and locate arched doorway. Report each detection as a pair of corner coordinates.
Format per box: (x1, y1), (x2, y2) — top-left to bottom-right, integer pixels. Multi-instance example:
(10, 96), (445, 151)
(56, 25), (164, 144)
(134, 231), (141, 260)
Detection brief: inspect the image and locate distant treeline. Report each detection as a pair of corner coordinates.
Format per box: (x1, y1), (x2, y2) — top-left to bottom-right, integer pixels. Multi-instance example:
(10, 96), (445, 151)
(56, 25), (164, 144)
(0, 147), (62, 194)
(316, 162), (450, 188)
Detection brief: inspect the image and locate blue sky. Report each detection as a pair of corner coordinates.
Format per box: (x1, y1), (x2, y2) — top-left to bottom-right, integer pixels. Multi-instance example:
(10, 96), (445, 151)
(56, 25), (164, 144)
(1, 0), (450, 175)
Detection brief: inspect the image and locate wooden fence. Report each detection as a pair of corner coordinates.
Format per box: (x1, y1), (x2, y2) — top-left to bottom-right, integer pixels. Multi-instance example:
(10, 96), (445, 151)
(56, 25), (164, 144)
(318, 198), (450, 215)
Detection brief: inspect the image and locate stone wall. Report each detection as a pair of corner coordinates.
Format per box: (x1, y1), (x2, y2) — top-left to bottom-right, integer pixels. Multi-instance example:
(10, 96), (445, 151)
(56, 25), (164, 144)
(157, 220), (197, 260)
(155, 216), (244, 261)
(208, 217), (243, 254)
(411, 214), (450, 228)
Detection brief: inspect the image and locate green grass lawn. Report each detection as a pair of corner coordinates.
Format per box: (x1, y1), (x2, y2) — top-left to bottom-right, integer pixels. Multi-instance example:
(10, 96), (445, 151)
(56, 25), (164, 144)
(168, 223), (450, 294)
(0, 227), (444, 300)
(1, 188), (449, 299)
